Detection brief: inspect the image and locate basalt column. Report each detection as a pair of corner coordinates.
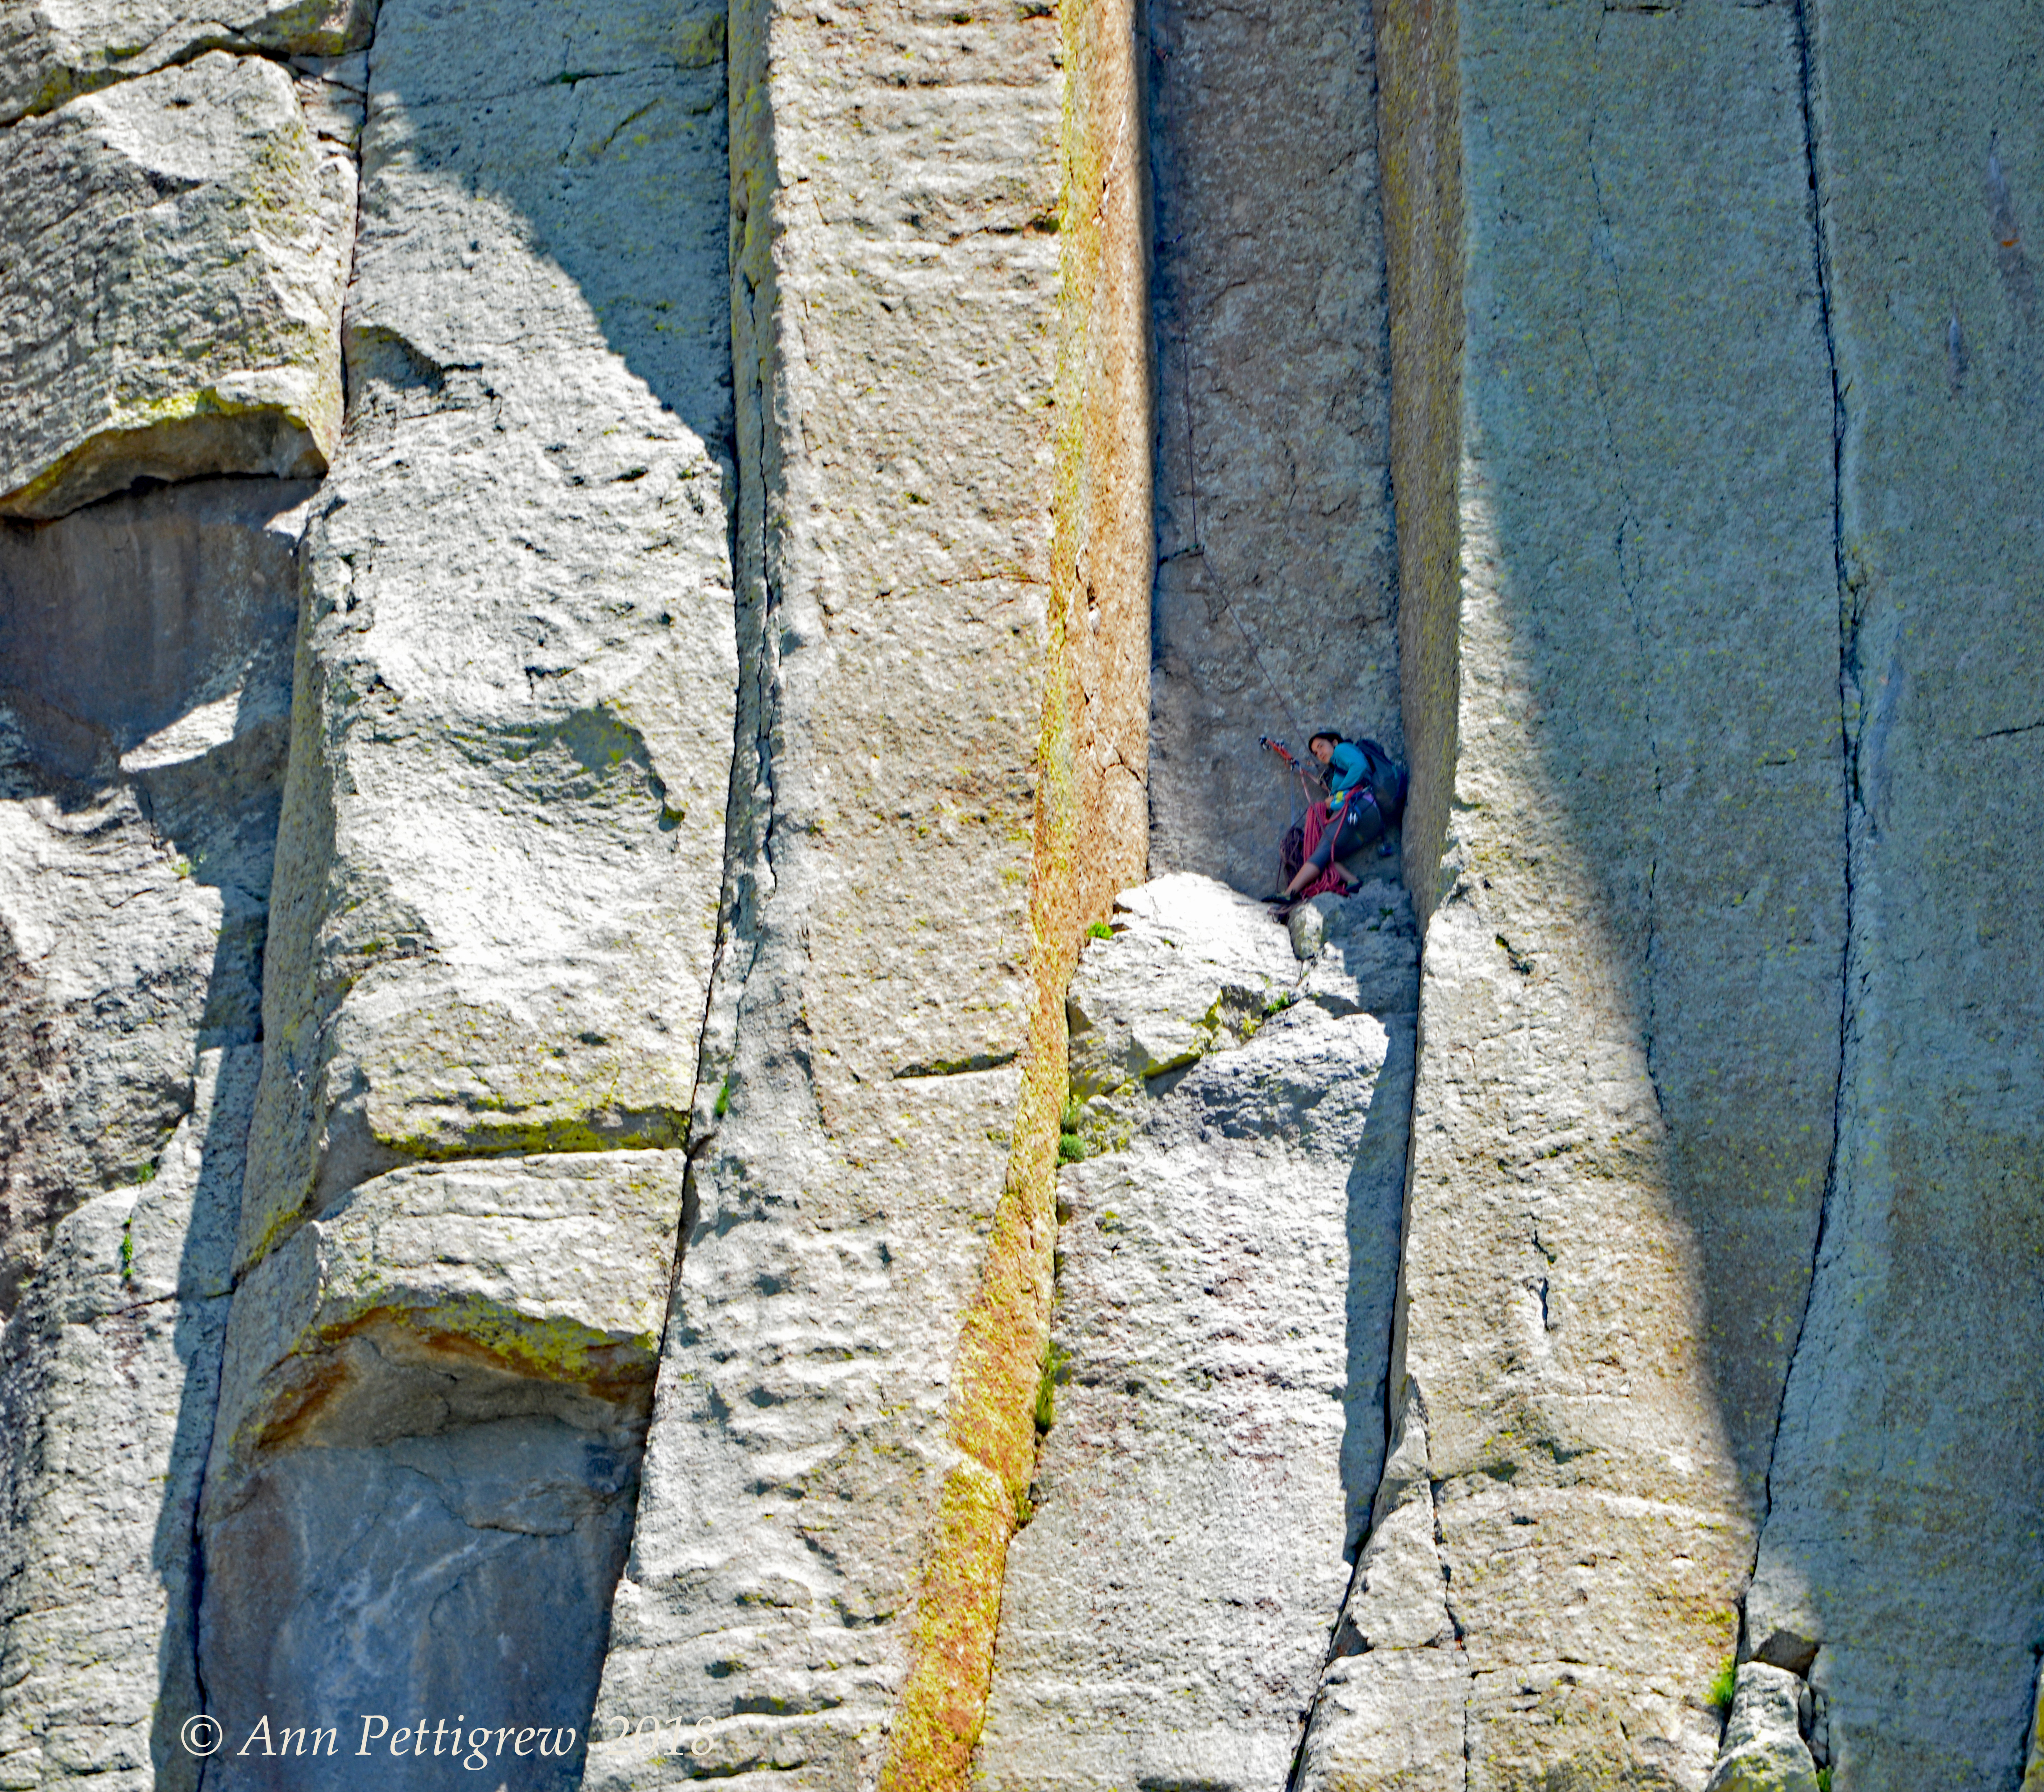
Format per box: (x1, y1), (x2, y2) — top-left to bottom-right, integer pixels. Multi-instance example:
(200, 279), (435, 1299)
(584, 0), (1148, 1781)
(0, 482), (317, 1792)
(1745, 9), (2044, 1788)
(973, 0), (1418, 1782)
(191, 0), (739, 1779)
(0, 23), (361, 1785)
(1298, 2), (1845, 1784)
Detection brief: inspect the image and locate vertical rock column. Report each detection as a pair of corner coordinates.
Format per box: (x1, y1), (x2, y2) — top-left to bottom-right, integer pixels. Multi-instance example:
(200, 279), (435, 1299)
(1146, 0), (1398, 894)
(976, 875), (1419, 1789)
(587, 0), (1148, 1779)
(0, 482), (314, 1792)
(192, 0), (738, 1776)
(1746, 9), (2044, 1788)
(0, 30), (357, 1787)
(1301, 2), (1844, 1784)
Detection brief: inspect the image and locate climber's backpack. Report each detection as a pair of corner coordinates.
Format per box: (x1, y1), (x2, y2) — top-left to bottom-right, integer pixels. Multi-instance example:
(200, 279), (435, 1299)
(1351, 738), (1407, 823)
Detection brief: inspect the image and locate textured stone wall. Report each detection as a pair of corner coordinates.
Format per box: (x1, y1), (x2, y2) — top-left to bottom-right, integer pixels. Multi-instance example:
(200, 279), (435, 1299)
(0, 0), (373, 123)
(0, 0), (2040, 1786)
(1300, 1), (1846, 1783)
(0, 52), (355, 518)
(582, 0), (1090, 1780)
(1374, 0), (1461, 925)
(0, 480), (309, 1789)
(977, 874), (1417, 1788)
(190, 0), (737, 1773)
(1746, 7), (2044, 1787)
(1146, 0), (1398, 896)
(0, 20), (364, 1784)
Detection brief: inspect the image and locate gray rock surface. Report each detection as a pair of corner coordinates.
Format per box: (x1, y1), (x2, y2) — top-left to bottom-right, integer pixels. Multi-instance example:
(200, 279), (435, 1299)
(0, 476), (307, 1311)
(0, 1047), (252, 1792)
(209, 1151), (687, 1487)
(1146, 0), (1399, 896)
(228, 0), (736, 1267)
(1745, 9), (2044, 1788)
(201, 1410), (644, 1792)
(1294, 1393), (1463, 1792)
(1295, 1649), (1468, 1792)
(190, 0), (739, 1758)
(0, 476), (307, 1790)
(0, 0), (373, 123)
(585, 0), (1065, 1776)
(975, 873), (1418, 1788)
(0, 54), (353, 519)
(1332, 3), (1846, 1785)
(1703, 1664), (1818, 1792)
(1, 0), (2041, 1781)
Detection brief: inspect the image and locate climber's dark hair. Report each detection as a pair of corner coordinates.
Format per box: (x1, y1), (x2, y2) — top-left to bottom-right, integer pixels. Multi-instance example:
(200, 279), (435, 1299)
(1307, 731), (1345, 753)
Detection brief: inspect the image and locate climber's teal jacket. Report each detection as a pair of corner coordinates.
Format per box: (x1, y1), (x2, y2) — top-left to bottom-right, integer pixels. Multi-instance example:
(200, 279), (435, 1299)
(1327, 741), (1371, 812)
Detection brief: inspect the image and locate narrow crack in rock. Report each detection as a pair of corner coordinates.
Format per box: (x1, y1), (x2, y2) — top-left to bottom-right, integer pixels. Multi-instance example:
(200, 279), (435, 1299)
(1754, 0), (1852, 1565)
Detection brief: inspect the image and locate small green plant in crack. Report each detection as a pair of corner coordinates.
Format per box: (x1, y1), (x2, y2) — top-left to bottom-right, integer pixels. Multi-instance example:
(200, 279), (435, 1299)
(1707, 1657), (1738, 1713)
(1085, 919), (1113, 940)
(714, 1076), (730, 1119)
(1816, 1769), (1833, 1792)
(118, 1218), (134, 1279)
(1033, 1341), (1071, 1434)
(1057, 1093), (1091, 1162)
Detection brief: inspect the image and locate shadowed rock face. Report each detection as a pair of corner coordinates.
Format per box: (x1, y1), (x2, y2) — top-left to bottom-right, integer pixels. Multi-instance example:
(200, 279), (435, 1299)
(200, 1402), (642, 1791)
(1147, 0), (1399, 897)
(0, 477), (309, 1791)
(0, 476), (310, 1314)
(1293, 3), (1846, 1782)
(1744, 8), (2044, 1787)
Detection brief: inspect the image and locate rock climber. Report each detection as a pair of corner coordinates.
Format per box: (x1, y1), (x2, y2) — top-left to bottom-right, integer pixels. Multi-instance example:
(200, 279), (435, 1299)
(1275, 731), (1384, 902)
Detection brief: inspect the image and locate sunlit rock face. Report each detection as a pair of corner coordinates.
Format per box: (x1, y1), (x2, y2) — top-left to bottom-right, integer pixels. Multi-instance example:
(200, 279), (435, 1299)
(0, 0), (374, 125)
(582, 0), (1078, 1776)
(188, 0), (739, 1766)
(0, 54), (354, 520)
(977, 874), (1417, 1790)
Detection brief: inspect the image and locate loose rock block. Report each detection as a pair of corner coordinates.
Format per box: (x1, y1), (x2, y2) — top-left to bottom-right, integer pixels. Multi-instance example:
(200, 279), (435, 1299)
(0, 0), (373, 124)
(0, 54), (351, 519)
(1703, 1664), (1819, 1792)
